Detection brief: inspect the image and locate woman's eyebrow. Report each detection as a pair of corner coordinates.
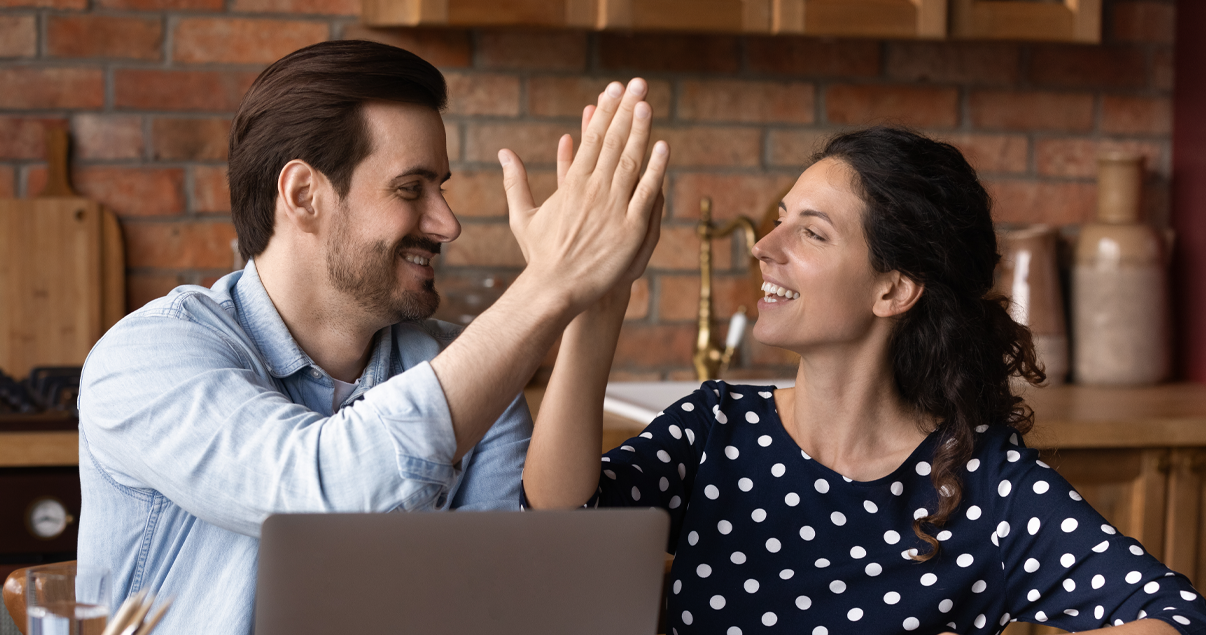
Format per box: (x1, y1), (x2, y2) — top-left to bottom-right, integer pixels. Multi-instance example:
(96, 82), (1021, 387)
(778, 201), (834, 226)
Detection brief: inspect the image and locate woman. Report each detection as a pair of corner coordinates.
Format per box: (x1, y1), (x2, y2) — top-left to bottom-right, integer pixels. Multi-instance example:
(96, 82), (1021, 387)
(521, 126), (1206, 635)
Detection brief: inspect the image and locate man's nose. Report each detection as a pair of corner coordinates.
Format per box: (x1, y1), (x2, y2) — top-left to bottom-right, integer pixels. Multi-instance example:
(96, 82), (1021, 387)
(423, 193), (461, 244)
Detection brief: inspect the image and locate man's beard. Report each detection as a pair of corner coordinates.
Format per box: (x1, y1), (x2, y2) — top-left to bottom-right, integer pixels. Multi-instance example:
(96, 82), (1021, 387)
(326, 211), (441, 324)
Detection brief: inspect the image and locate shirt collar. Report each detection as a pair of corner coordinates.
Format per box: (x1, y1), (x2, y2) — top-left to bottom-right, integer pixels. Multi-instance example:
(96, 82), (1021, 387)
(233, 259), (396, 382)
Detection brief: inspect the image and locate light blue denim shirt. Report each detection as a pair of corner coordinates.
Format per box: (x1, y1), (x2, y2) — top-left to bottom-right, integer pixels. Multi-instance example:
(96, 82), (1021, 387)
(77, 259), (531, 634)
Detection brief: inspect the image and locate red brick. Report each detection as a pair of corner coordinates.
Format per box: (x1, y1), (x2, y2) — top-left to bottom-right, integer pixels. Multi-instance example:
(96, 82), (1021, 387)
(940, 133), (1029, 175)
(1153, 48), (1173, 90)
(671, 173), (798, 221)
(464, 122), (578, 164)
(0, 117), (67, 160)
(1111, 1), (1175, 44)
(193, 165), (230, 213)
(986, 180), (1096, 225)
(48, 16), (162, 61)
(442, 221), (524, 267)
(0, 68), (104, 109)
(445, 121), (461, 162)
(1035, 138), (1166, 179)
(0, 165), (14, 198)
(124, 221), (238, 268)
(767, 129), (830, 167)
(174, 19), (328, 65)
(607, 369), (662, 382)
(477, 30), (587, 71)
(97, 0), (221, 8)
(114, 69), (259, 111)
(885, 42), (1019, 85)
(652, 126), (762, 168)
(27, 166), (185, 216)
(649, 226), (731, 271)
(1028, 45), (1148, 89)
(658, 274), (758, 322)
(969, 91), (1095, 132)
(746, 37), (879, 77)
(444, 169), (556, 218)
(340, 26), (470, 68)
(625, 277), (649, 321)
(1101, 96), (1172, 135)
(527, 77), (672, 119)
(599, 33), (739, 74)
(0, 0), (82, 8)
(127, 272), (186, 312)
(825, 85), (959, 129)
(73, 114), (144, 160)
(0, 16), (37, 58)
(234, 0), (357, 16)
(613, 324), (695, 368)
(678, 80), (815, 124)
(445, 72), (520, 117)
(152, 118), (231, 161)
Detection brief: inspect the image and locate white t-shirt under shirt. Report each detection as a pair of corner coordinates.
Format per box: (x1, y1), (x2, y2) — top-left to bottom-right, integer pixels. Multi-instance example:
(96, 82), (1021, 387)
(332, 376), (360, 411)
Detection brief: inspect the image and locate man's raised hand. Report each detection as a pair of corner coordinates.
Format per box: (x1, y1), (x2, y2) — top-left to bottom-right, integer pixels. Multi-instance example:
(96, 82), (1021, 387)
(498, 78), (669, 314)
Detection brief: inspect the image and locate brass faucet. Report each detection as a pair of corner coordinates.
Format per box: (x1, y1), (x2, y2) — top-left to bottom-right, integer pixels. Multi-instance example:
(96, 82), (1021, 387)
(693, 196), (758, 381)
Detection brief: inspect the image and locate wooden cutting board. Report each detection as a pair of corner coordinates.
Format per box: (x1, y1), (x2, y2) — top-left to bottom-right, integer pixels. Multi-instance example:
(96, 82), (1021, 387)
(0, 129), (125, 379)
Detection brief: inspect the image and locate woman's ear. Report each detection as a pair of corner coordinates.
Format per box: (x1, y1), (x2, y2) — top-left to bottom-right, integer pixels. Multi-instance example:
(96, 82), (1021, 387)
(873, 271), (924, 318)
(277, 160), (323, 235)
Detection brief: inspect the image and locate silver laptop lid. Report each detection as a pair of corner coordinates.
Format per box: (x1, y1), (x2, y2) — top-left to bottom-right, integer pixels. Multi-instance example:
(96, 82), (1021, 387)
(254, 509), (670, 635)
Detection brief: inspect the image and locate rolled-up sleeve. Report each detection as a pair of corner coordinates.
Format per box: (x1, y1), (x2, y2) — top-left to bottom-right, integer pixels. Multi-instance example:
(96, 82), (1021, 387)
(81, 313), (463, 538)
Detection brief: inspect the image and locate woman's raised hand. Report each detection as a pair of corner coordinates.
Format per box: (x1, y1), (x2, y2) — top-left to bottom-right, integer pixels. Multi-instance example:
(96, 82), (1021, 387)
(498, 78), (669, 315)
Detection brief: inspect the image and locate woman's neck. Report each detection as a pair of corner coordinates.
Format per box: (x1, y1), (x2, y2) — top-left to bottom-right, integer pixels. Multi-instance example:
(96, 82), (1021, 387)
(777, 340), (931, 482)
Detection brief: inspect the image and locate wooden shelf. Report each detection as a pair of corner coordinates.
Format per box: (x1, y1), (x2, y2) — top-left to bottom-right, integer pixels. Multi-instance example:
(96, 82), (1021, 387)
(0, 431), (78, 468)
(773, 0), (946, 39)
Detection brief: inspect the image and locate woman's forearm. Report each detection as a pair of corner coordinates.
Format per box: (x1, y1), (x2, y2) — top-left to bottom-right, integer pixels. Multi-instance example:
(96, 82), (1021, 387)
(942, 618), (1177, 635)
(523, 288), (630, 508)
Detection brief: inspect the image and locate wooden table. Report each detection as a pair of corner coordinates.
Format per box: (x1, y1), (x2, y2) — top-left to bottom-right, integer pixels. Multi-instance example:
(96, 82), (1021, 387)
(528, 383), (1206, 635)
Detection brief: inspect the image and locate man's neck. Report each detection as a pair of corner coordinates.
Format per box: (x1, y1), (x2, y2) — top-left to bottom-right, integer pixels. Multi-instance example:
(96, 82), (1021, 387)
(254, 250), (379, 383)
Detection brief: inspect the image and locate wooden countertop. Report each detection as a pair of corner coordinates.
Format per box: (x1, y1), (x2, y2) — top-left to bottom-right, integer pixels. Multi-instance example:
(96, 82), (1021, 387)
(4, 383), (1205, 469)
(529, 383), (1206, 452)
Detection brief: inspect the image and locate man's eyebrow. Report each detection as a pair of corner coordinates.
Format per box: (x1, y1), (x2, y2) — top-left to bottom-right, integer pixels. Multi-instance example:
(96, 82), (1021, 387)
(391, 168), (452, 183)
(778, 201), (834, 226)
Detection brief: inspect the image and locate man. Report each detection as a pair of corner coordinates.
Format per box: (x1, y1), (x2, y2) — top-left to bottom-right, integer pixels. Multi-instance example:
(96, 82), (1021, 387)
(77, 40), (668, 633)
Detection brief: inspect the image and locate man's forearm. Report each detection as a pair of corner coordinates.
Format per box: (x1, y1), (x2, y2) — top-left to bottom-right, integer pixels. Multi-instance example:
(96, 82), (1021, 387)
(430, 273), (574, 462)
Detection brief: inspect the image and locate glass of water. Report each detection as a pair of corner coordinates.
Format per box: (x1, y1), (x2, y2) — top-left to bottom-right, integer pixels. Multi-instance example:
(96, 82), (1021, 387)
(26, 563), (110, 635)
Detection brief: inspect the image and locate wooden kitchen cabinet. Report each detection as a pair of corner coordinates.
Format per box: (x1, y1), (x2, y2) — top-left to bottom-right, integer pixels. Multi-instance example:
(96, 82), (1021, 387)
(772, 0), (947, 39)
(950, 0), (1101, 43)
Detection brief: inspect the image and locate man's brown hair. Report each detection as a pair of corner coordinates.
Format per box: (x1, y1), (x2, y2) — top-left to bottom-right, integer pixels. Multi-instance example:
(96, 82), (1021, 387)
(228, 39), (448, 261)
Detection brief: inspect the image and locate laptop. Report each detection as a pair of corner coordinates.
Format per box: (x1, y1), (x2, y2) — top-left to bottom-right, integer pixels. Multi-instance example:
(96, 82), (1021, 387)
(254, 508), (670, 634)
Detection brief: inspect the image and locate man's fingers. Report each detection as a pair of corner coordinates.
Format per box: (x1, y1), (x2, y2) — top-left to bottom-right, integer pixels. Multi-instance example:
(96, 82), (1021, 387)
(566, 81), (626, 178)
(591, 78), (648, 183)
(499, 149), (536, 214)
(556, 134), (573, 188)
(627, 140), (670, 223)
(611, 100), (653, 198)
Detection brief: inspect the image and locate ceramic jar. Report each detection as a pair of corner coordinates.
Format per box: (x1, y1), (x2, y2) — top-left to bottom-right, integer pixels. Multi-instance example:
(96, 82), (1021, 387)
(1071, 154), (1171, 385)
(995, 225), (1069, 386)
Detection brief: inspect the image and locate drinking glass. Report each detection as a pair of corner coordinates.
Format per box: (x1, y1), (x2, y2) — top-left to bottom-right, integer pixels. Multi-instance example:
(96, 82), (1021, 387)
(26, 563), (110, 635)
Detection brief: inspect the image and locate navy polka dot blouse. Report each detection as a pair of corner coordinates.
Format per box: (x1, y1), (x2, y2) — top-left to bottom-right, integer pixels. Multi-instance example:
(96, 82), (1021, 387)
(586, 381), (1206, 634)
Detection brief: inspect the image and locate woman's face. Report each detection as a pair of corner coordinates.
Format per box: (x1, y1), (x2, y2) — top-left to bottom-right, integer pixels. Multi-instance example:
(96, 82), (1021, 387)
(751, 157), (890, 354)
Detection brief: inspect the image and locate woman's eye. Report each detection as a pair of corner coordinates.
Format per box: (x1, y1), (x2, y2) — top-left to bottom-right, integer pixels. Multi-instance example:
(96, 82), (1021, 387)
(804, 228), (825, 242)
(773, 219), (783, 227)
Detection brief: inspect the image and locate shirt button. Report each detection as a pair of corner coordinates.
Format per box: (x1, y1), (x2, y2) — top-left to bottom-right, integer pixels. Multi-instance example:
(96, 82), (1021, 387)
(310, 369), (321, 379)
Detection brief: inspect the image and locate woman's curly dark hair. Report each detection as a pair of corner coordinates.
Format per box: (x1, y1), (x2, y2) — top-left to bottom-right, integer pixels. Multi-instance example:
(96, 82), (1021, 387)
(814, 126), (1045, 561)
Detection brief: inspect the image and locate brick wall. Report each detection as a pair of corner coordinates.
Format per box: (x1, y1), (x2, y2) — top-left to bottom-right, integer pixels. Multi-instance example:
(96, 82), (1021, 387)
(0, 0), (1176, 380)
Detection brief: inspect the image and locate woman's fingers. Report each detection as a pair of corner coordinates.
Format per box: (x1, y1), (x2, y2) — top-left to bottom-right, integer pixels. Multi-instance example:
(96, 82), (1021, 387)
(591, 78), (648, 183)
(556, 134), (573, 188)
(628, 140), (670, 225)
(581, 104), (595, 139)
(566, 81), (625, 178)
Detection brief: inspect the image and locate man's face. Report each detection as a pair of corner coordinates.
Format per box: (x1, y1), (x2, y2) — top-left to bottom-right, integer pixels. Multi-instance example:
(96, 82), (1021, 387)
(325, 101), (458, 324)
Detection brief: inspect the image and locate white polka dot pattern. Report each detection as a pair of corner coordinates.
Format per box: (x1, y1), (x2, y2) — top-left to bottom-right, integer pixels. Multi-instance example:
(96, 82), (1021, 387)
(583, 383), (1206, 635)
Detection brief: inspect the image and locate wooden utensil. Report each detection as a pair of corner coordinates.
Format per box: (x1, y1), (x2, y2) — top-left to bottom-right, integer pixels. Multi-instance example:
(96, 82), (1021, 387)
(0, 128), (125, 379)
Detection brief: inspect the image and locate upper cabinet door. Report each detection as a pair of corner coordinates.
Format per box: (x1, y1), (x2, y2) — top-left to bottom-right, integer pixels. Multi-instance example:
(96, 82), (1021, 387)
(950, 0), (1101, 43)
(772, 0), (947, 39)
(360, 0), (1104, 43)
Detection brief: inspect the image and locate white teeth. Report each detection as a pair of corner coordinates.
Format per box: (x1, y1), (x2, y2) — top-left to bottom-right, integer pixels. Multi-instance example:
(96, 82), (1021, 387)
(403, 254), (430, 266)
(760, 282), (800, 301)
